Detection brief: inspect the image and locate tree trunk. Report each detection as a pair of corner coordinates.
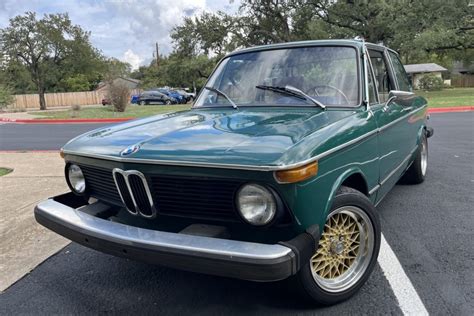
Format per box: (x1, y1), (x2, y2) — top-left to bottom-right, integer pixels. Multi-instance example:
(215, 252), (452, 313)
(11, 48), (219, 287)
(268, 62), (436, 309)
(38, 88), (47, 110)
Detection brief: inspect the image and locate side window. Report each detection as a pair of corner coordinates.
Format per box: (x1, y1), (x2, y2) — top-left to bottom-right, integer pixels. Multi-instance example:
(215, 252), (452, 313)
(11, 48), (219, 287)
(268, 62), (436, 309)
(369, 50), (393, 103)
(389, 51), (412, 92)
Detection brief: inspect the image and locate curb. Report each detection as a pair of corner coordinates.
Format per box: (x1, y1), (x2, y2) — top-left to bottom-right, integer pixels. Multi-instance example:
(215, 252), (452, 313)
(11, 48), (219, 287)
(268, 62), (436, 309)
(428, 106), (473, 113)
(0, 117), (134, 124)
(1, 106), (472, 124)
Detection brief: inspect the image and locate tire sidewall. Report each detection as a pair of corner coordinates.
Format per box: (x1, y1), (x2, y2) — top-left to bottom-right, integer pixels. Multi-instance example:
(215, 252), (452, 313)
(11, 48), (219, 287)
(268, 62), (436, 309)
(297, 188), (381, 305)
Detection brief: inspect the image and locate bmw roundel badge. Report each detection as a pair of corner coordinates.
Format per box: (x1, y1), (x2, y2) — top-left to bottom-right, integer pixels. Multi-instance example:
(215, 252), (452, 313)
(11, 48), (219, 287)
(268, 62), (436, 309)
(120, 144), (140, 156)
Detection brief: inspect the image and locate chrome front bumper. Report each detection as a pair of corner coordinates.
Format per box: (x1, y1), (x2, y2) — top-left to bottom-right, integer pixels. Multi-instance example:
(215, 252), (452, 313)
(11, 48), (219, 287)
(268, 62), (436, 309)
(35, 193), (317, 281)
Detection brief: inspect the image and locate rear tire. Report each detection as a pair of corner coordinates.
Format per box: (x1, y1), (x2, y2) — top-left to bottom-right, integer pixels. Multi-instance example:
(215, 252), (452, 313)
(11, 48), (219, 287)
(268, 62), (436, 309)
(295, 186), (381, 305)
(400, 133), (428, 184)
(165, 100), (171, 105)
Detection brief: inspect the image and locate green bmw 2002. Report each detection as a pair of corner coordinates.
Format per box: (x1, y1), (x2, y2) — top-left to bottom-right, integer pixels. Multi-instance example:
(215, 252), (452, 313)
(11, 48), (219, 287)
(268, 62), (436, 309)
(35, 40), (433, 305)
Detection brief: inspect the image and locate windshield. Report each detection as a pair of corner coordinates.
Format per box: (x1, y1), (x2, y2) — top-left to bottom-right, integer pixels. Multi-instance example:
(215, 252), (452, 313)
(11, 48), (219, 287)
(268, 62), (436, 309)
(194, 46), (360, 108)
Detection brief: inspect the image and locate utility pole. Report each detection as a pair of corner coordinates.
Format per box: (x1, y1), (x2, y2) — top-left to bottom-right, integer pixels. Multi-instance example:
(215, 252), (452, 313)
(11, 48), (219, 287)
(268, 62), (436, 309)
(155, 42), (159, 67)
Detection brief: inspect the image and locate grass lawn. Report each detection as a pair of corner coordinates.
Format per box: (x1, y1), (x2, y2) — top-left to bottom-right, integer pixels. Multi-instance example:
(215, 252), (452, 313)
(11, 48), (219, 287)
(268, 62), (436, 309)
(0, 167), (13, 177)
(31, 104), (192, 119)
(415, 88), (474, 108)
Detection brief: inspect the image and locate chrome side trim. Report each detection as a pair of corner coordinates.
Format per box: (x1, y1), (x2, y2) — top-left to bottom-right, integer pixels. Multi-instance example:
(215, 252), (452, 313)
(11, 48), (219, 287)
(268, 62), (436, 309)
(112, 168), (157, 219)
(63, 105), (426, 172)
(379, 145), (418, 186)
(35, 198), (293, 260)
(368, 185), (380, 196)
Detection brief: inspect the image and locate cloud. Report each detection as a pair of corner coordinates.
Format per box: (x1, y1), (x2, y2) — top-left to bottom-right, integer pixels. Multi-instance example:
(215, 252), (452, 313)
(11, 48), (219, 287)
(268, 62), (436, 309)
(123, 49), (143, 70)
(0, 0), (240, 68)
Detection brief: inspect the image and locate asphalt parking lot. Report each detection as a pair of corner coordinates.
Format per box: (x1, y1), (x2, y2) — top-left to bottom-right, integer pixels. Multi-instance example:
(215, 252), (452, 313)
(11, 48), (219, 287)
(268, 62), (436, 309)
(0, 112), (472, 315)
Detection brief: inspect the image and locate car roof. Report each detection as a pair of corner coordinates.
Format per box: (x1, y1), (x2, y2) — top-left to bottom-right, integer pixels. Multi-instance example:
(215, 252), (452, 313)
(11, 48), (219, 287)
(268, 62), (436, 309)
(225, 39), (397, 57)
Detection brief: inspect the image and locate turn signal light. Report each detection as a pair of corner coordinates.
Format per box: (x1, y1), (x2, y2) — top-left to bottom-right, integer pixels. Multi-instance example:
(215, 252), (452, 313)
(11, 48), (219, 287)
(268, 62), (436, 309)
(274, 161), (318, 184)
(59, 149), (65, 159)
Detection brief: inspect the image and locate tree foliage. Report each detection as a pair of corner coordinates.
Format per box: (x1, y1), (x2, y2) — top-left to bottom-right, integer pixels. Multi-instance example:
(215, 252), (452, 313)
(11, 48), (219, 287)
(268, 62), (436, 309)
(0, 12), (130, 109)
(169, 0), (473, 64)
(0, 84), (14, 109)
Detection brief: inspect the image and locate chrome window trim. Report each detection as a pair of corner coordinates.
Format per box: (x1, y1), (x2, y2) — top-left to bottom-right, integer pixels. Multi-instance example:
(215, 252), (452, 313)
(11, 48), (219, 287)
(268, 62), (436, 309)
(112, 168), (157, 219)
(63, 105), (426, 172)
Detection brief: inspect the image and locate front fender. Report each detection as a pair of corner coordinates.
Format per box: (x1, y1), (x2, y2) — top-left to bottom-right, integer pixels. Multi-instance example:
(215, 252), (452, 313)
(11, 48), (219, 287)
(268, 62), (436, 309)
(324, 168), (369, 221)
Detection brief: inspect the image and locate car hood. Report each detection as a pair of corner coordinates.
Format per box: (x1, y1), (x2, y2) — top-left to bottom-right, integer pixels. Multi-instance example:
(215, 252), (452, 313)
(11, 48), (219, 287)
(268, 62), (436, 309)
(63, 107), (353, 167)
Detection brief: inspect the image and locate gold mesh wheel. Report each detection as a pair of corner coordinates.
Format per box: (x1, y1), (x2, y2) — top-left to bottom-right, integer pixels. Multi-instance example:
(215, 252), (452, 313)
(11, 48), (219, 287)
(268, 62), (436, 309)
(310, 206), (374, 293)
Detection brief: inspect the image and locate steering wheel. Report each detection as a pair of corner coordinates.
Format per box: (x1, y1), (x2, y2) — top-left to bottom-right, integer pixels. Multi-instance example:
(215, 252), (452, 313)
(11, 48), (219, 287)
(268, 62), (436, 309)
(306, 85), (350, 105)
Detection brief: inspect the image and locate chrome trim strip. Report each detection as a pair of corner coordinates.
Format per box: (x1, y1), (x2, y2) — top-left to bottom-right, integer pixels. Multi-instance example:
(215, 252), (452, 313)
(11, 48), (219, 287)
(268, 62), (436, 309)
(368, 185), (380, 196)
(63, 105), (426, 172)
(379, 145), (418, 186)
(112, 168), (157, 219)
(35, 198), (293, 260)
(369, 145), (418, 197)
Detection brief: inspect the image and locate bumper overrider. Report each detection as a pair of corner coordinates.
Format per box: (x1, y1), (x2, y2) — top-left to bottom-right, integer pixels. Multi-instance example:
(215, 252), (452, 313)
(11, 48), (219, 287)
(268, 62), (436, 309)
(34, 193), (319, 282)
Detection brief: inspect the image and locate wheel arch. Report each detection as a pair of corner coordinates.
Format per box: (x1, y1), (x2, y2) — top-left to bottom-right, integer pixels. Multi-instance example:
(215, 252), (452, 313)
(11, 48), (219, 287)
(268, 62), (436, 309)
(323, 168), (370, 220)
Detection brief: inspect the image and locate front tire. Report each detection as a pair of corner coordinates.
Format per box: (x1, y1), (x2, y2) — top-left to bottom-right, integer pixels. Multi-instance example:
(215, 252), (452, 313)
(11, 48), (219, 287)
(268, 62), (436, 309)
(165, 100), (171, 105)
(400, 133), (428, 184)
(139, 100), (146, 106)
(296, 186), (381, 305)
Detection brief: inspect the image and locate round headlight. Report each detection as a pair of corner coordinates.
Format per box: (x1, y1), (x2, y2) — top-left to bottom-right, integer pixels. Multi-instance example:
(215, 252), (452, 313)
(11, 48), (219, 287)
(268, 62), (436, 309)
(67, 164), (86, 194)
(236, 184), (276, 226)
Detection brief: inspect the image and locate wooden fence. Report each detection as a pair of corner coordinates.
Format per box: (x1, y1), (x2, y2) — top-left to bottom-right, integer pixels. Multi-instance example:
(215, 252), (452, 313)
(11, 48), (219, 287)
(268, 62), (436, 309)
(10, 89), (142, 109)
(451, 75), (474, 88)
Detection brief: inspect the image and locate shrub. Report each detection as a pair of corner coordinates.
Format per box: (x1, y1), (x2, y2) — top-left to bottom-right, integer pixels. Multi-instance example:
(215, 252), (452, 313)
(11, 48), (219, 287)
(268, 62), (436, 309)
(0, 84), (14, 110)
(71, 104), (81, 118)
(418, 74), (444, 91)
(108, 81), (130, 112)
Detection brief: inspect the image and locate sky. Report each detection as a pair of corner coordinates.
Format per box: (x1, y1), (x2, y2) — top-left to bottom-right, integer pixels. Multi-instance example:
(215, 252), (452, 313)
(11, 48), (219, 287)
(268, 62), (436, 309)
(0, 0), (240, 69)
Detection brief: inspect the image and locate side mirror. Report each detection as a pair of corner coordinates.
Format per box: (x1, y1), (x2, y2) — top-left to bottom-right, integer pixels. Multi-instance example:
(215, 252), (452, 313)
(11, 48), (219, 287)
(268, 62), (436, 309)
(385, 90), (415, 107)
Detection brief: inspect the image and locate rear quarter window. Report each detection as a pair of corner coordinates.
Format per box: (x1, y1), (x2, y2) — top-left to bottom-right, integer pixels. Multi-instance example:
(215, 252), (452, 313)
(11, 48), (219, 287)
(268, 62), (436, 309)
(389, 51), (412, 92)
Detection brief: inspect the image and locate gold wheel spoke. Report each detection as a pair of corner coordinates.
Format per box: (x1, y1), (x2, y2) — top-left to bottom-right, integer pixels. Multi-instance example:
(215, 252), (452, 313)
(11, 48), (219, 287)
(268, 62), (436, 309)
(312, 210), (367, 280)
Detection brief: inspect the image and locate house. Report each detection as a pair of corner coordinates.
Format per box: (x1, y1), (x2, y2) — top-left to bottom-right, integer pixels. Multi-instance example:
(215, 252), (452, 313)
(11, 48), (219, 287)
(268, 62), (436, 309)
(404, 63), (448, 89)
(95, 77), (141, 97)
(451, 61), (474, 75)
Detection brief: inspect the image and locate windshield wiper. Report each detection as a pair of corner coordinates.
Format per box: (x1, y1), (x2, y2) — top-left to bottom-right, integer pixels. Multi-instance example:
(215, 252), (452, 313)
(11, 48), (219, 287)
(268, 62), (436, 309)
(203, 86), (238, 109)
(256, 85), (326, 109)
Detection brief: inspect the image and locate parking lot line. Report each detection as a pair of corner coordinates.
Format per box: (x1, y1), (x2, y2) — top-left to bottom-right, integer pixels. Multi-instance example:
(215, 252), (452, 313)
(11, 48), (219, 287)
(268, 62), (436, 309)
(378, 234), (429, 316)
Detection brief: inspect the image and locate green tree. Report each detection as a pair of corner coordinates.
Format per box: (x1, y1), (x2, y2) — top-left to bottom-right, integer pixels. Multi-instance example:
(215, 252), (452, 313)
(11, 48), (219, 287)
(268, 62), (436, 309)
(0, 12), (101, 109)
(0, 84), (14, 109)
(170, 0), (473, 68)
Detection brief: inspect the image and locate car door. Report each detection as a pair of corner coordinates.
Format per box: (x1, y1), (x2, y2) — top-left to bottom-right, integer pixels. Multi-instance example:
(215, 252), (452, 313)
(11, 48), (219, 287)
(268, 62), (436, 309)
(367, 48), (409, 201)
(387, 51), (421, 155)
(151, 93), (160, 104)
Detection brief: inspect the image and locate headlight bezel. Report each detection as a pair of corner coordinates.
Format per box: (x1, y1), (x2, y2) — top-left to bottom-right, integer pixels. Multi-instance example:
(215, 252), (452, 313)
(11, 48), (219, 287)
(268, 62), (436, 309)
(235, 183), (281, 227)
(65, 163), (86, 195)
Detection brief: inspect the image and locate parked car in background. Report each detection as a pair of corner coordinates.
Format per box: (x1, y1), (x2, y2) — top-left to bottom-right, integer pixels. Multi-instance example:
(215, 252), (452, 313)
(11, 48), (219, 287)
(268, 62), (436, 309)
(35, 40), (433, 306)
(101, 98), (111, 106)
(137, 91), (174, 105)
(175, 89), (194, 102)
(157, 88), (186, 104)
(130, 95), (139, 104)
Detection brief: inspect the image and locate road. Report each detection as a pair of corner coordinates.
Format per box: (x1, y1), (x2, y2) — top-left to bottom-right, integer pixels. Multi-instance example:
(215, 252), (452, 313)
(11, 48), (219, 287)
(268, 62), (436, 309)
(0, 123), (110, 150)
(0, 112), (473, 314)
